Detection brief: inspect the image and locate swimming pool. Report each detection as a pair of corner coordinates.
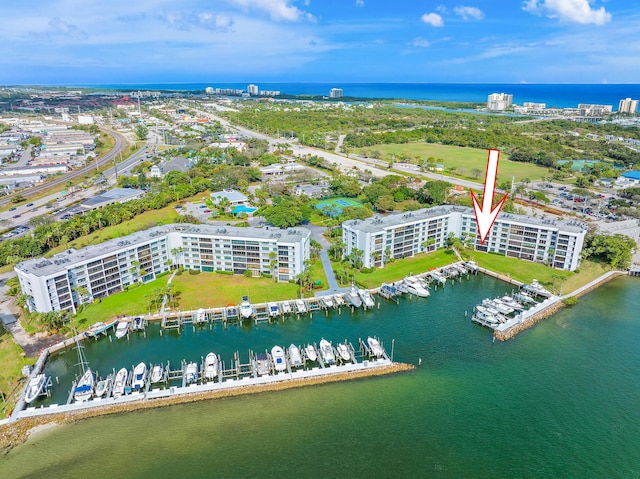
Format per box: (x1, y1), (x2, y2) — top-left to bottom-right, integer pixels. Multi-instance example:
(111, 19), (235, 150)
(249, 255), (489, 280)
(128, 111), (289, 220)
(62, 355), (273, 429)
(233, 205), (257, 214)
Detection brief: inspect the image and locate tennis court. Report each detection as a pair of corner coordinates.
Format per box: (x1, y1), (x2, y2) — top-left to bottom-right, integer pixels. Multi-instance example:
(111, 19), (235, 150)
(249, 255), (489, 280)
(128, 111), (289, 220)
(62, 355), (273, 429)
(315, 197), (363, 216)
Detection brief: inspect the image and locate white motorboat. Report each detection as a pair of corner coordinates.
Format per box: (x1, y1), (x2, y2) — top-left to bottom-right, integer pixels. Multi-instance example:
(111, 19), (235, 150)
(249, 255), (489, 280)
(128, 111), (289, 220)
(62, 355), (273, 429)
(358, 289), (376, 308)
(523, 279), (552, 298)
(429, 271), (447, 285)
(115, 321), (129, 339)
(239, 296), (253, 319)
(288, 344), (303, 368)
(132, 316), (145, 331)
(112, 368), (128, 398)
(185, 362), (199, 384)
(336, 343), (351, 362)
(367, 337), (384, 358)
(295, 299), (307, 314)
(204, 352), (219, 380)
(500, 296), (524, 310)
(346, 286), (362, 308)
(24, 374), (47, 404)
(85, 321), (111, 338)
(256, 353), (270, 376)
(280, 301), (292, 314)
(475, 310), (500, 325)
(515, 291), (536, 304)
(319, 339), (335, 364)
(333, 294), (346, 306)
(481, 300), (504, 316)
(392, 281), (409, 294)
(150, 364), (164, 383)
(403, 276), (430, 297)
(321, 296), (334, 309)
(131, 362), (147, 391)
(271, 345), (286, 372)
(74, 369), (94, 403)
(94, 374), (113, 398)
(268, 302), (280, 317)
(489, 299), (514, 315)
(196, 308), (206, 323)
(304, 344), (318, 362)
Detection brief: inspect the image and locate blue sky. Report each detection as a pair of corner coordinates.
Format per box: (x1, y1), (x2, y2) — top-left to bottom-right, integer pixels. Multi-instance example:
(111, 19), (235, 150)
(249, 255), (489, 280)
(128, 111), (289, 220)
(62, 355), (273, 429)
(0, 0), (637, 84)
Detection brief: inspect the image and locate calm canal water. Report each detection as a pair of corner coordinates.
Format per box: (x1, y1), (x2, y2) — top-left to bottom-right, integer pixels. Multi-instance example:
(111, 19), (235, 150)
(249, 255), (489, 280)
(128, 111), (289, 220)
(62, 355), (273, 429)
(2, 275), (640, 478)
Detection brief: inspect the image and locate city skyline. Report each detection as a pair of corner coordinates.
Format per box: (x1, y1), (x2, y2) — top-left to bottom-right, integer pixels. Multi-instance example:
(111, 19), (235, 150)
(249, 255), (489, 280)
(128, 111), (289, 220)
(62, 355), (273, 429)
(0, 1), (637, 85)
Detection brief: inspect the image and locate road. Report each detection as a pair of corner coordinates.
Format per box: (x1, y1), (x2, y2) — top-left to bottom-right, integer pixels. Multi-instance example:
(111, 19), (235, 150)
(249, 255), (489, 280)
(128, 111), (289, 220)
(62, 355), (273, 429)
(0, 127), (128, 208)
(0, 131), (153, 233)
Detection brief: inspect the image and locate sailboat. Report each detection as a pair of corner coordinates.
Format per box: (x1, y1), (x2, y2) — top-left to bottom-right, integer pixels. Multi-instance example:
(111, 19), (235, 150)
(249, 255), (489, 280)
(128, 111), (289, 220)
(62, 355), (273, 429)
(73, 336), (94, 403)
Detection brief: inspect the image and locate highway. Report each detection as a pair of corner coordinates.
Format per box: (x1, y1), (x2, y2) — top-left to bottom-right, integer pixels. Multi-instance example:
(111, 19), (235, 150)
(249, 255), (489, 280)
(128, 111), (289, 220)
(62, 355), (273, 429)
(0, 127), (128, 207)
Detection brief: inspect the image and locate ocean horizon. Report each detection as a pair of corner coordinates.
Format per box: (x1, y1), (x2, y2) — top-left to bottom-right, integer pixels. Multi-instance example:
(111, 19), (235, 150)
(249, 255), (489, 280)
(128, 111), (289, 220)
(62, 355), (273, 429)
(22, 82), (640, 110)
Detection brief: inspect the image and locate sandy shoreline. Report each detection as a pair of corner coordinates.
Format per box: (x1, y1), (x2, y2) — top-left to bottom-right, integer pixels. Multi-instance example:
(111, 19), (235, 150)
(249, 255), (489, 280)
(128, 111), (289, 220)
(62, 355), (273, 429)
(1, 362), (414, 452)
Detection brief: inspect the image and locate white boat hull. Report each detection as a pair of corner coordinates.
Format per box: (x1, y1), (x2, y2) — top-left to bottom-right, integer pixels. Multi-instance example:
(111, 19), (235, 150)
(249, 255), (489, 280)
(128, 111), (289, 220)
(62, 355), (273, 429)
(204, 353), (219, 380)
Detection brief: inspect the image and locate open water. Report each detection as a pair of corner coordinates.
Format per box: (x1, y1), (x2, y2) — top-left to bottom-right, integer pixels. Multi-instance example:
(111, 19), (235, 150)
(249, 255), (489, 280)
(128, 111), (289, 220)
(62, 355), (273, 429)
(2, 274), (640, 478)
(72, 82), (640, 109)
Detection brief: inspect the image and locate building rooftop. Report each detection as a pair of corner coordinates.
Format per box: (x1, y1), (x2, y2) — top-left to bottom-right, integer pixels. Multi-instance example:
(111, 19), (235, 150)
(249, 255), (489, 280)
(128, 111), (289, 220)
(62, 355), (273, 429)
(343, 205), (587, 234)
(210, 189), (248, 204)
(16, 224), (310, 277)
(80, 187), (145, 208)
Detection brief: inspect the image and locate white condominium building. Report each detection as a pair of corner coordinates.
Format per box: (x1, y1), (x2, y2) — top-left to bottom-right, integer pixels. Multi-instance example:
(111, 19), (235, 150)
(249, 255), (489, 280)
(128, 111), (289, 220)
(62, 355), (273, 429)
(16, 224), (310, 314)
(329, 88), (343, 98)
(247, 84), (259, 96)
(618, 98), (639, 114)
(487, 93), (513, 111)
(342, 206), (586, 272)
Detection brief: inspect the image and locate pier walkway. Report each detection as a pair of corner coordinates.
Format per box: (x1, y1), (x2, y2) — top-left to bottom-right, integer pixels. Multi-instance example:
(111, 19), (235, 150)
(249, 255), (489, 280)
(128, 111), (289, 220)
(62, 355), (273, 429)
(13, 357), (393, 420)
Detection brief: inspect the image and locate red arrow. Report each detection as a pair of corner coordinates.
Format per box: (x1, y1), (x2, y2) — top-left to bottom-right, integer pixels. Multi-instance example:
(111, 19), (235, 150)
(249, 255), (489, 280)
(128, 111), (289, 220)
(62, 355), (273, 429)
(470, 149), (508, 244)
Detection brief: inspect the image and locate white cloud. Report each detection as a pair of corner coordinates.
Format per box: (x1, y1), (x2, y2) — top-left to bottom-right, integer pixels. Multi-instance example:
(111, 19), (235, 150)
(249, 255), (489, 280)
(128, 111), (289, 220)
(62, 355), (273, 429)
(436, 5), (448, 14)
(523, 0), (611, 25)
(227, 0), (313, 22)
(355, 0), (365, 7)
(453, 6), (484, 21)
(421, 12), (444, 27)
(47, 17), (88, 41)
(408, 37), (430, 48)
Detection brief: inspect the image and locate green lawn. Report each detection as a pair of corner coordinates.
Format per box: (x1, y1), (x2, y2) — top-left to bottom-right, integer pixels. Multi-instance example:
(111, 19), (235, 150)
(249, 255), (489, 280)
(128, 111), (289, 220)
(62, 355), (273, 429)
(353, 249), (459, 289)
(360, 143), (550, 182)
(73, 276), (171, 328)
(308, 257), (328, 289)
(0, 324), (32, 412)
(468, 251), (610, 294)
(170, 273), (301, 309)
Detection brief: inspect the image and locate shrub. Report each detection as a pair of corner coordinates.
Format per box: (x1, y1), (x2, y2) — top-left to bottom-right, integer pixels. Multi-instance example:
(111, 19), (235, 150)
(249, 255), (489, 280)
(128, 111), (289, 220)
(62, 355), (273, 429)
(188, 269), (201, 275)
(215, 270), (233, 275)
(360, 267), (375, 274)
(562, 296), (578, 306)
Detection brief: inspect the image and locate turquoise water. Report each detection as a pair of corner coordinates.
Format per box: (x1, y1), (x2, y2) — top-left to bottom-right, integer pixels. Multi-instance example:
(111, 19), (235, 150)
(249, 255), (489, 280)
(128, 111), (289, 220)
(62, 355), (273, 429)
(232, 205), (256, 214)
(3, 275), (640, 478)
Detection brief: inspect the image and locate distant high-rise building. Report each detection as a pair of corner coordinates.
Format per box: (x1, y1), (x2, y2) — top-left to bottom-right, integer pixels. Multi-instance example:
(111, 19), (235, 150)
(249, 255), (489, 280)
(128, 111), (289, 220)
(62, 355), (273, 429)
(578, 104), (613, 116)
(329, 88), (343, 98)
(248, 84), (259, 96)
(618, 98), (639, 114)
(205, 87), (214, 94)
(487, 93), (513, 111)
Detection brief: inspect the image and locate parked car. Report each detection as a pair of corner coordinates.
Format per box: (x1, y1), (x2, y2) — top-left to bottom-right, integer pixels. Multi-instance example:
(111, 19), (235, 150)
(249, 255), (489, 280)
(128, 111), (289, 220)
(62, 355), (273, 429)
(26, 202), (34, 207)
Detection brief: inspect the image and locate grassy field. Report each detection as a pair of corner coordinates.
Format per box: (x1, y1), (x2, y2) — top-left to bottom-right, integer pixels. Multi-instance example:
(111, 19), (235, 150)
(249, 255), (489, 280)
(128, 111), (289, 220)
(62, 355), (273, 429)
(0, 324), (32, 413)
(360, 143), (550, 182)
(170, 273), (301, 309)
(353, 249), (459, 289)
(469, 251), (610, 294)
(73, 276), (171, 328)
(72, 257), (329, 327)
